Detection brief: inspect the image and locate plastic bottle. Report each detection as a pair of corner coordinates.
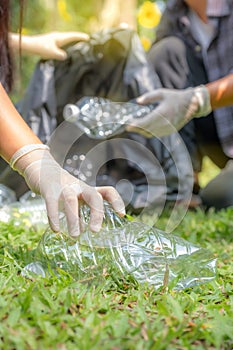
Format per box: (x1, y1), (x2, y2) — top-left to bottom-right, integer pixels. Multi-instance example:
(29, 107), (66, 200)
(63, 96), (155, 139)
(23, 203), (217, 290)
(0, 191), (48, 228)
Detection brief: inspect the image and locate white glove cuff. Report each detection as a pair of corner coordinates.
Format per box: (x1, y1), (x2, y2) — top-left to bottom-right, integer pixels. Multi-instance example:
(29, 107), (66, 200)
(10, 144), (50, 170)
(193, 85), (212, 118)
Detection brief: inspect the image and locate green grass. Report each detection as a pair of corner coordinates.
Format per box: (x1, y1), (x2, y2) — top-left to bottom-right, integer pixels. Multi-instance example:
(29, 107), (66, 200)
(0, 205), (233, 350)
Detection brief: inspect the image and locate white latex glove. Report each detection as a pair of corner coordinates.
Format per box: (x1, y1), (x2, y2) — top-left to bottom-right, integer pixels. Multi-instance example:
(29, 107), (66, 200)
(10, 31), (89, 61)
(126, 86), (212, 137)
(11, 145), (125, 238)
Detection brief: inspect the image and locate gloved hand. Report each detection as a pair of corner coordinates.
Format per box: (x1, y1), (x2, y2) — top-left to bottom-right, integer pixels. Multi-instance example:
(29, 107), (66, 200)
(10, 31), (89, 60)
(10, 145), (125, 238)
(126, 85), (212, 137)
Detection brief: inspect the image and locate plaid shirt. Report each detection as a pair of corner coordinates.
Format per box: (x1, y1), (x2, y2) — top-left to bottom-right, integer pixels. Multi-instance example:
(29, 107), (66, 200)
(156, 0), (233, 157)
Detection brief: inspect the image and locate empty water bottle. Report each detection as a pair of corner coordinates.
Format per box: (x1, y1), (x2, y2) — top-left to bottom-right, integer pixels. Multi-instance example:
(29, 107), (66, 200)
(63, 96), (156, 139)
(0, 191), (48, 228)
(23, 203), (216, 290)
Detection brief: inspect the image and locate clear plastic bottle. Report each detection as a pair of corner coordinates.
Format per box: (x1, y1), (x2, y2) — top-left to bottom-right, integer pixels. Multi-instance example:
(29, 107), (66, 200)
(23, 203), (217, 290)
(63, 96), (156, 139)
(0, 191), (48, 228)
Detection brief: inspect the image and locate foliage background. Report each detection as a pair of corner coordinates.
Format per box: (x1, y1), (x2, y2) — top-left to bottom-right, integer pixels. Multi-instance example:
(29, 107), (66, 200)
(10, 0), (102, 98)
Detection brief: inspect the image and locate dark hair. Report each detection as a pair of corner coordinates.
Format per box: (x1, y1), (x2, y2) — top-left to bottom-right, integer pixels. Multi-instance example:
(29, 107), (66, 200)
(0, 0), (24, 92)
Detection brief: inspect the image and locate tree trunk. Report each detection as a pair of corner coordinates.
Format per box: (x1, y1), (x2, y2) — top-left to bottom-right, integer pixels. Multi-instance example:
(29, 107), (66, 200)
(98, 0), (137, 30)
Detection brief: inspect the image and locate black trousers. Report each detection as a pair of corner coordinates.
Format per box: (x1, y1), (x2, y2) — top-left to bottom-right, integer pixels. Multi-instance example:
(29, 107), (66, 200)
(147, 36), (233, 209)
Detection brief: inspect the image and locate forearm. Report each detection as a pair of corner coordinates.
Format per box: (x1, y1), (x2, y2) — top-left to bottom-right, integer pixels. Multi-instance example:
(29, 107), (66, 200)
(9, 31), (90, 60)
(9, 33), (40, 56)
(0, 83), (42, 162)
(206, 73), (233, 110)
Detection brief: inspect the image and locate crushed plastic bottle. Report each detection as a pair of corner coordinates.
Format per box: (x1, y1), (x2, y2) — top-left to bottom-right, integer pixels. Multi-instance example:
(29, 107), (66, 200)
(22, 203), (217, 290)
(63, 96), (156, 139)
(0, 191), (48, 228)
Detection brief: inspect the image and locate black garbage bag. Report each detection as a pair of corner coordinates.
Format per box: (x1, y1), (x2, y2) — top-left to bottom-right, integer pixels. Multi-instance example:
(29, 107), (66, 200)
(18, 27), (161, 142)
(0, 27), (192, 212)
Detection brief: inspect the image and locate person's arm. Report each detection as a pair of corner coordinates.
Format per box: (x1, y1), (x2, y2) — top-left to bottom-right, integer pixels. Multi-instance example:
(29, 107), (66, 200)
(9, 31), (89, 60)
(0, 83), (125, 237)
(207, 73), (233, 110)
(126, 74), (233, 137)
(0, 83), (40, 161)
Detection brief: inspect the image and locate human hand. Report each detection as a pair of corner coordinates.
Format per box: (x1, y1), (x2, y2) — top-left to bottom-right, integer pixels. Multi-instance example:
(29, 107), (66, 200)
(126, 86), (212, 137)
(31, 31), (89, 60)
(11, 145), (125, 238)
(16, 31), (89, 60)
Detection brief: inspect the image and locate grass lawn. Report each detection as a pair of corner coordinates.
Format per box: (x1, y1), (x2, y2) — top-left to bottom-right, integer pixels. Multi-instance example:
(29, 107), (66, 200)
(0, 160), (232, 350)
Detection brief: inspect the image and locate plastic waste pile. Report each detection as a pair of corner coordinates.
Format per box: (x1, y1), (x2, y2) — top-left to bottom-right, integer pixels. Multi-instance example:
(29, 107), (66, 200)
(63, 96), (156, 139)
(0, 185), (216, 290)
(23, 202), (217, 291)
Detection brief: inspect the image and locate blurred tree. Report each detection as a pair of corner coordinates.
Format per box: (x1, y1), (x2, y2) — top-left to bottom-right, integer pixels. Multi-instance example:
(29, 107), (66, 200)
(10, 0), (48, 33)
(10, 0), (50, 100)
(98, 0), (137, 30)
(9, 0), (100, 99)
